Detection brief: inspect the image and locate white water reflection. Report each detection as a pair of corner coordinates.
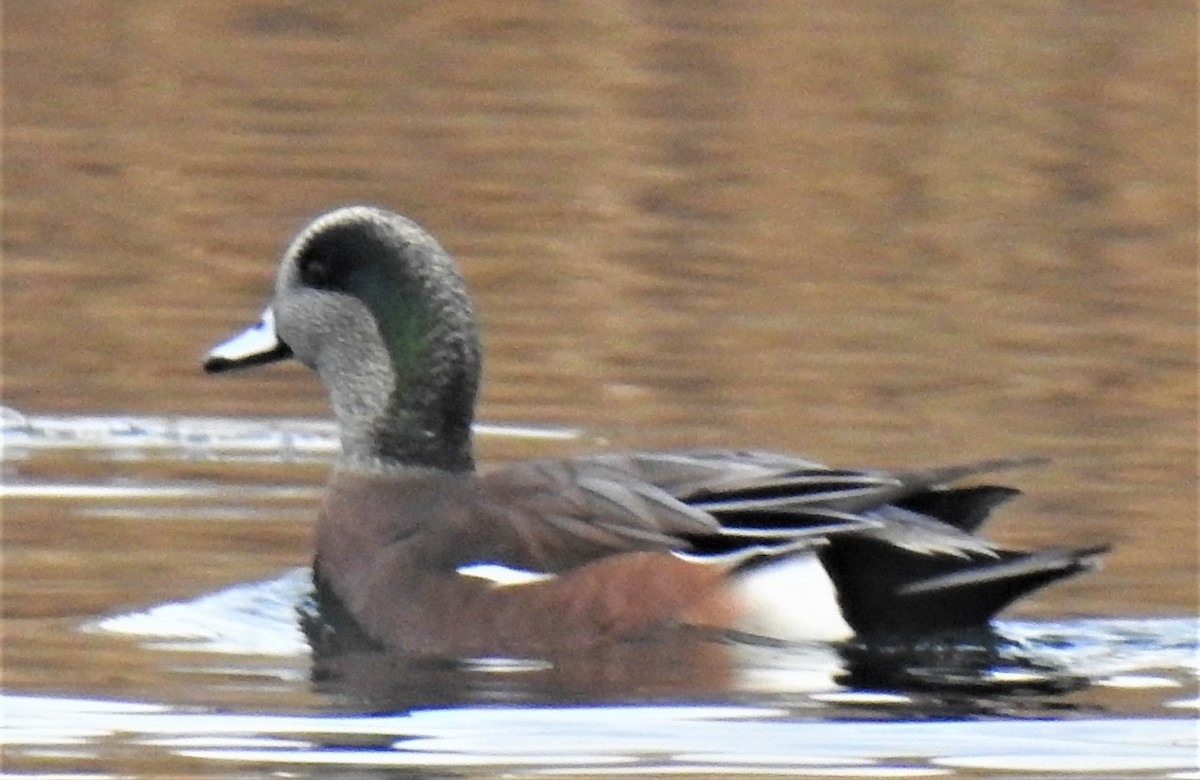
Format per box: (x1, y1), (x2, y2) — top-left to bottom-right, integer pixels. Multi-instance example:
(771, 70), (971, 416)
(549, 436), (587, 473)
(4, 693), (1196, 776)
(85, 570), (311, 657)
(0, 482), (321, 501)
(0, 407), (580, 463)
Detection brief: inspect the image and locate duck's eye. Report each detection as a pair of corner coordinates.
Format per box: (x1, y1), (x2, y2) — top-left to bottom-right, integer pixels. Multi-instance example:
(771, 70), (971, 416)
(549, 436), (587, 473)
(298, 251), (334, 289)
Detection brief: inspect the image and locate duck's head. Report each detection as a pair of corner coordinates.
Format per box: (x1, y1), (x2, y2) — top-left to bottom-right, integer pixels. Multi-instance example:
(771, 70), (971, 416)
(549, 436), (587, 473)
(205, 206), (481, 472)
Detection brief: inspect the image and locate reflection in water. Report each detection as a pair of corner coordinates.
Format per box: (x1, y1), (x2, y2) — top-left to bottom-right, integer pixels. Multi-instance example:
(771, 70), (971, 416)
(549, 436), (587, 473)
(87, 563), (1198, 717)
(0, 406), (579, 464)
(4, 413), (1197, 776)
(5, 690), (1197, 776)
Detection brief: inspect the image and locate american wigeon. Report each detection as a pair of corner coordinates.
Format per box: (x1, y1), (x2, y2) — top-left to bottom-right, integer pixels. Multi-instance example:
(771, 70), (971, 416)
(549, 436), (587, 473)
(205, 205), (1106, 658)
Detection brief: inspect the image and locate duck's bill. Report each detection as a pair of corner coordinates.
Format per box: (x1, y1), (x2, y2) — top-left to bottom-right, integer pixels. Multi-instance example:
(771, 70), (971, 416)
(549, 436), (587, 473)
(203, 309), (294, 374)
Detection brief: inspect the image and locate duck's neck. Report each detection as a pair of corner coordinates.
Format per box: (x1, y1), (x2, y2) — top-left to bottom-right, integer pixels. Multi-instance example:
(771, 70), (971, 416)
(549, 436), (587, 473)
(318, 330), (479, 474)
(375, 378), (477, 473)
(319, 244), (482, 474)
(341, 425), (475, 474)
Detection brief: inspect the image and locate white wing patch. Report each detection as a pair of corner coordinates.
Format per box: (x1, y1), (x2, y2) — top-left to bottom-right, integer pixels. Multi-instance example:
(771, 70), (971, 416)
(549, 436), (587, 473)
(456, 563), (556, 586)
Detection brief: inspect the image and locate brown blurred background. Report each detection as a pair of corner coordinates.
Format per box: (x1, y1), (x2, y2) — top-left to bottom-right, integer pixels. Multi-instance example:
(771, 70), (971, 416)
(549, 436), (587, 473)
(3, 1), (1196, 614)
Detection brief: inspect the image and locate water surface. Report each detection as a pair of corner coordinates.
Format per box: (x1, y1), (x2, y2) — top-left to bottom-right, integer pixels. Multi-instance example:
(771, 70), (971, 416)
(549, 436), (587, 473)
(3, 2), (1196, 777)
(2, 414), (1197, 777)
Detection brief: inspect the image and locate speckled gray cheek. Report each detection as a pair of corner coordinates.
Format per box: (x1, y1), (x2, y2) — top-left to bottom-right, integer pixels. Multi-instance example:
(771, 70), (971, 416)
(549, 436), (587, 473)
(275, 286), (402, 453)
(270, 290), (322, 370)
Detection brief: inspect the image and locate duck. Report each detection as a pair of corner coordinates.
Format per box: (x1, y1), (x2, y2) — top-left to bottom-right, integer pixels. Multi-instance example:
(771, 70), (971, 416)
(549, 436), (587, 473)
(204, 205), (1106, 658)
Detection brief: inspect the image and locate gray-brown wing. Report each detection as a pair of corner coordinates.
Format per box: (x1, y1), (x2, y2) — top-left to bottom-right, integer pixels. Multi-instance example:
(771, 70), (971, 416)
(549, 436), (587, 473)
(460, 458), (721, 572)
(463, 450), (992, 573)
(544, 451), (1044, 559)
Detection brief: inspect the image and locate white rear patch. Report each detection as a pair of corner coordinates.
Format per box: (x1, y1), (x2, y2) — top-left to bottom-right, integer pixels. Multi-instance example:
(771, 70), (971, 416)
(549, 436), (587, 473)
(728, 551), (853, 642)
(456, 563), (556, 587)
